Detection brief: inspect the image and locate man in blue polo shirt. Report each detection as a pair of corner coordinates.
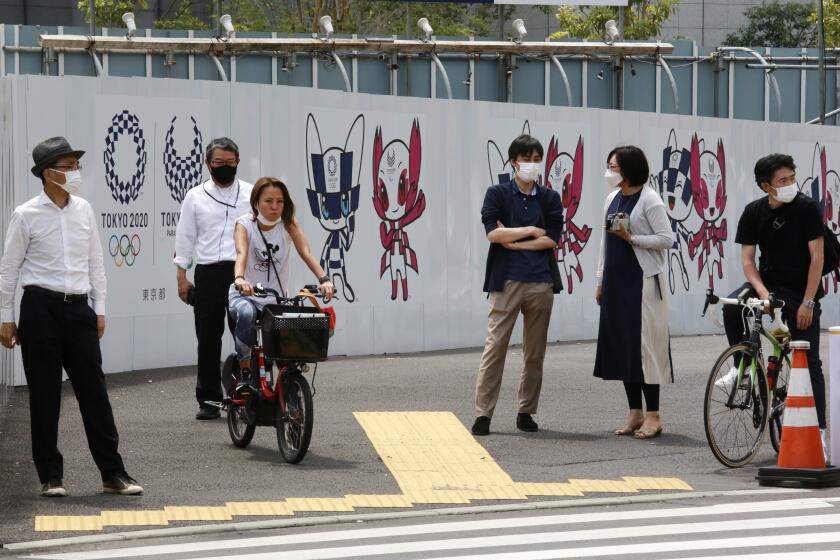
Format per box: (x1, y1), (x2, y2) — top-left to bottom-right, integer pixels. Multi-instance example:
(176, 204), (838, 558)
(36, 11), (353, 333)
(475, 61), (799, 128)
(472, 134), (565, 436)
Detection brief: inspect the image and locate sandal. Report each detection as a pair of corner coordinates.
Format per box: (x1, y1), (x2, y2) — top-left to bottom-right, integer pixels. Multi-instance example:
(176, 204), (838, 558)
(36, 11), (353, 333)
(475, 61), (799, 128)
(614, 423), (643, 436)
(634, 426), (663, 440)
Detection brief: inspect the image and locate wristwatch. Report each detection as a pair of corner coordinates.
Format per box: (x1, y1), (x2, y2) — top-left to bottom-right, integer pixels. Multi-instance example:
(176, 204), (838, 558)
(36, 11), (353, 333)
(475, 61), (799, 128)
(318, 275), (330, 285)
(803, 299), (816, 310)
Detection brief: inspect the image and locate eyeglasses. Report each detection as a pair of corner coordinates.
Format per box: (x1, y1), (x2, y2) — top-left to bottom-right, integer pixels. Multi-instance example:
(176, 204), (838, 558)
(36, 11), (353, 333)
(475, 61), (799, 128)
(52, 164), (82, 171)
(210, 160), (237, 167)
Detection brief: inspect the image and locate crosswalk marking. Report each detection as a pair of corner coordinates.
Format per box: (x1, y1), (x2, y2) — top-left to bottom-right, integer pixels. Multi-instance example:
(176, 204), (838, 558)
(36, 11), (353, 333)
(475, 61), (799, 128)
(26, 497), (839, 560)
(110, 531), (840, 560)
(34, 411), (694, 531)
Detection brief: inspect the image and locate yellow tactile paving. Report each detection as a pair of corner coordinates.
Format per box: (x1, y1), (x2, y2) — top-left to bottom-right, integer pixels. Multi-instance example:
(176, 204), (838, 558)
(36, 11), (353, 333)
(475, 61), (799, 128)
(623, 477), (694, 491)
(514, 482), (585, 497)
(284, 498), (355, 512)
(35, 516), (103, 532)
(354, 411), (528, 501)
(569, 479), (640, 493)
(101, 510), (169, 526)
(225, 501), (294, 516)
(345, 494), (413, 508)
(163, 506), (232, 521)
(33, 412), (694, 532)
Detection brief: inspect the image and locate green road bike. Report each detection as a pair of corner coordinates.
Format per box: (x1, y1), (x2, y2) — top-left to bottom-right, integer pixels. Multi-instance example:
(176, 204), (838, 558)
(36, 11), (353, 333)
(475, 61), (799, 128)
(702, 288), (791, 468)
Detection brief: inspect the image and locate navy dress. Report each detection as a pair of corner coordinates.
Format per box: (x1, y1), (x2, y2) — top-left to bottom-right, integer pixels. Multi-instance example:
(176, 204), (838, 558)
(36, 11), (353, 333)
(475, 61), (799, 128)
(594, 191), (644, 383)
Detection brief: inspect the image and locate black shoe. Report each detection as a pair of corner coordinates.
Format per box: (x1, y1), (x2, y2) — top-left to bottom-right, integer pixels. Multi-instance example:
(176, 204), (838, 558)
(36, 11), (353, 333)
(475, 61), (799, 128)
(196, 404), (221, 420)
(517, 413), (539, 432)
(40, 480), (66, 498)
(103, 473), (143, 495)
(471, 416), (491, 436)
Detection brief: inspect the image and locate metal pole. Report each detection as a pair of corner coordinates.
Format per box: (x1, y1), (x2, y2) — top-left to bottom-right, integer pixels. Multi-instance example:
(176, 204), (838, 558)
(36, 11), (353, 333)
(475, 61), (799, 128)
(618, 7), (625, 40)
(819, 0), (827, 124)
(89, 0), (95, 35)
(549, 55), (573, 106)
(331, 52), (352, 93)
(430, 52), (452, 100)
(713, 52), (723, 117)
(209, 53), (227, 81)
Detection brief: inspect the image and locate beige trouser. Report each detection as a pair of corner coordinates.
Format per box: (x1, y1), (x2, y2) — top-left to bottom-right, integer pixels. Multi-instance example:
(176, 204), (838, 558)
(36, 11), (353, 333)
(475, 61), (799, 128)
(474, 280), (554, 418)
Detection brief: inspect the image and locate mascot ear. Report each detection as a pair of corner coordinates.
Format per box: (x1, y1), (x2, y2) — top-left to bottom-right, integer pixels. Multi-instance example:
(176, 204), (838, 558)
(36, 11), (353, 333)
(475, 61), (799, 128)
(373, 126), (383, 188)
(717, 139), (726, 193)
(488, 140), (509, 184)
(409, 119), (421, 189)
(344, 114), (365, 186)
(306, 113), (323, 191)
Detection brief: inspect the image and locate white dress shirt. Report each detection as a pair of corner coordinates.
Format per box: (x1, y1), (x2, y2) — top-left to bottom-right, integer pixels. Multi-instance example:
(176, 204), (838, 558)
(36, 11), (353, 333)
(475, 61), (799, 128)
(0, 192), (107, 322)
(173, 179), (253, 268)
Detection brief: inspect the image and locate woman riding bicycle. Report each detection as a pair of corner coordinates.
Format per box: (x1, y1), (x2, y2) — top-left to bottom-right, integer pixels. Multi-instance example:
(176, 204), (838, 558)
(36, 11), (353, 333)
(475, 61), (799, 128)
(228, 177), (334, 386)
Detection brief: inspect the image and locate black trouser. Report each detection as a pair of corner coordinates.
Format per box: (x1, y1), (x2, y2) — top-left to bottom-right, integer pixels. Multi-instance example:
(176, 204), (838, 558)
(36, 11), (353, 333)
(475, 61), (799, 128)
(623, 382), (660, 411)
(193, 261), (235, 405)
(723, 281), (826, 429)
(17, 290), (126, 483)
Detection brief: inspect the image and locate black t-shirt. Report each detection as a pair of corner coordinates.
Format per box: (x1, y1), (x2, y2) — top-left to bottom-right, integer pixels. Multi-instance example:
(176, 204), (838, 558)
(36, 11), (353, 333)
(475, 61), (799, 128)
(735, 193), (823, 297)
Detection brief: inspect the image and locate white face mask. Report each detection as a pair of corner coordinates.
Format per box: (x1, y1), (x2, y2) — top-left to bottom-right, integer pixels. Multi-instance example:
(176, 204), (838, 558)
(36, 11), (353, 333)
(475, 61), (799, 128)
(52, 169), (81, 195)
(515, 162), (541, 183)
(604, 169), (623, 188)
(257, 213), (282, 226)
(773, 183), (799, 204)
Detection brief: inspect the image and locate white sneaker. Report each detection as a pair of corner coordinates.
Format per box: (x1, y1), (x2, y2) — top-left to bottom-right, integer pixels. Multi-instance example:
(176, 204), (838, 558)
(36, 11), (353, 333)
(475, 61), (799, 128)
(715, 367), (742, 388)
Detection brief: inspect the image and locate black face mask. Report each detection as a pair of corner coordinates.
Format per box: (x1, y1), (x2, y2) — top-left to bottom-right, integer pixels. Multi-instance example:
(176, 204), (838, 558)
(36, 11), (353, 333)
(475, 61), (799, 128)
(210, 165), (237, 185)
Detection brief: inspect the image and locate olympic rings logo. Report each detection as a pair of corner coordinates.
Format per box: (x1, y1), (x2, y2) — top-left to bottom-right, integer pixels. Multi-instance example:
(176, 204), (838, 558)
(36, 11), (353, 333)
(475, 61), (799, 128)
(108, 234), (141, 267)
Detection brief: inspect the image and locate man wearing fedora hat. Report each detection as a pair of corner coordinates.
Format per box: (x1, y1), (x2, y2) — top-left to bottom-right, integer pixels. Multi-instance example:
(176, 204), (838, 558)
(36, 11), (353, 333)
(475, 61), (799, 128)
(0, 137), (142, 497)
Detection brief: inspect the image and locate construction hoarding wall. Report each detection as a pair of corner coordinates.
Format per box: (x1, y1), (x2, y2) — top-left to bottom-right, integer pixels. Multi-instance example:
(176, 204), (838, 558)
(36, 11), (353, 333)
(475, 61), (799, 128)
(1, 74), (839, 384)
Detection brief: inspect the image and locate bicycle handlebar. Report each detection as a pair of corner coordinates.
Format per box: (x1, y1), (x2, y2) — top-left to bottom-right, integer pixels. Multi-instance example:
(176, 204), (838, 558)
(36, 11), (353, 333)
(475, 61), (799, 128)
(252, 283), (329, 304)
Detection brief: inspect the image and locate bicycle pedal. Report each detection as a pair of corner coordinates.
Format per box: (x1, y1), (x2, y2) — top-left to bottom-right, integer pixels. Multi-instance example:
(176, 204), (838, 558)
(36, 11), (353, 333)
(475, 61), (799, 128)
(204, 401), (224, 410)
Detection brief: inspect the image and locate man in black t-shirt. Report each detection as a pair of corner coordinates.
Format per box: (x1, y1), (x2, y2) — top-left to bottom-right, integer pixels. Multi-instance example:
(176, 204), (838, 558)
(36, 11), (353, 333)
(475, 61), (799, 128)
(722, 153), (826, 449)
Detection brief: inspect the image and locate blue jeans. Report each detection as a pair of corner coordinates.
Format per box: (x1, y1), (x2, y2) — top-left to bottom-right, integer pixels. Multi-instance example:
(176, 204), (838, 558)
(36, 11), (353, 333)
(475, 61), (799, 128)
(722, 281), (826, 429)
(228, 293), (259, 362)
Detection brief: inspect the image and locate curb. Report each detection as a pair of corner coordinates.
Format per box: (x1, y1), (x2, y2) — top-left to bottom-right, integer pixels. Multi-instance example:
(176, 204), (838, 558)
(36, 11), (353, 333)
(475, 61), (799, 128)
(2, 487), (809, 551)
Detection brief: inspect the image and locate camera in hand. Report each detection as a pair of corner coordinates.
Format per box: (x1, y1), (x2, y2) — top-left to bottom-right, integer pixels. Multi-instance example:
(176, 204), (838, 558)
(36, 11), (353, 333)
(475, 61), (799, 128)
(606, 212), (630, 232)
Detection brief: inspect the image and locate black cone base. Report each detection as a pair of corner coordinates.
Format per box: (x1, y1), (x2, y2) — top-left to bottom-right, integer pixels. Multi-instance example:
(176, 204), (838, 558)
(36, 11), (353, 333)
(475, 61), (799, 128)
(757, 465), (840, 487)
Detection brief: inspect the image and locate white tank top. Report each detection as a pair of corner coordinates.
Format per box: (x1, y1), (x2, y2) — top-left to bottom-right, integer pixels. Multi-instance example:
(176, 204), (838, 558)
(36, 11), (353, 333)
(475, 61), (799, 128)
(228, 214), (292, 308)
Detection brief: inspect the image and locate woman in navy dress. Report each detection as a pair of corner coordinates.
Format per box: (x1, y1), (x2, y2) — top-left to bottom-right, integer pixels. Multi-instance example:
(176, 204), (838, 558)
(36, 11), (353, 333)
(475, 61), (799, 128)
(594, 146), (674, 439)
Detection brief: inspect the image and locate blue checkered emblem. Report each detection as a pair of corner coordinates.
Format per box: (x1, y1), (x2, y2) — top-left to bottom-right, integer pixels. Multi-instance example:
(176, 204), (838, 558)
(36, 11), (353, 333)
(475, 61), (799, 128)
(163, 116), (203, 204)
(104, 110), (147, 204)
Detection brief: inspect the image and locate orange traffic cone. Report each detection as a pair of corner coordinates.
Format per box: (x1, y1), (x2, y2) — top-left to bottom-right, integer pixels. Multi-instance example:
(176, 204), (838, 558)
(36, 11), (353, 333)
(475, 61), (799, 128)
(776, 341), (825, 469)
(758, 340), (840, 487)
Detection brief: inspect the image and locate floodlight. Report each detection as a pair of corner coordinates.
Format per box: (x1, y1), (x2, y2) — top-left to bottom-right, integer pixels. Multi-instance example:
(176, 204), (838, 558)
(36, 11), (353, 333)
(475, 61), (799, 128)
(122, 12), (136, 40)
(319, 15), (334, 39)
(512, 19), (527, 43)
(605, 19), (620, 44)
(417, 17), (433, 41)
(219, 14), (235, 39)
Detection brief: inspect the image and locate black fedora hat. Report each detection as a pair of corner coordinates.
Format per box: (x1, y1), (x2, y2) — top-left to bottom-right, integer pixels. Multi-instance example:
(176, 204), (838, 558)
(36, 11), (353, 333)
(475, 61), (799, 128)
(31, 137), (85, 178)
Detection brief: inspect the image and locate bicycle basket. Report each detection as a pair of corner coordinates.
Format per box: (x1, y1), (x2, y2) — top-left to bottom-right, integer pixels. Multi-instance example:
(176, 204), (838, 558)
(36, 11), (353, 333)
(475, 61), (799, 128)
(261, 304), (330, 362)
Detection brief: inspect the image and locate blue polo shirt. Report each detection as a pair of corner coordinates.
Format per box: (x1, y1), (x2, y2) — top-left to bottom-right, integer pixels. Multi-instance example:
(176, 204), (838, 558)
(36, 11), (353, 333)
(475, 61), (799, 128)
(506, 182), (552, 283)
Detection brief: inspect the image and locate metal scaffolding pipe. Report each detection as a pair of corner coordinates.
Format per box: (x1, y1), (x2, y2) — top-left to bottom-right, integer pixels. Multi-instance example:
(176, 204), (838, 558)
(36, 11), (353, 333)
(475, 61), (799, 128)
(549, 55), (573, 106)
(89, 49), (103, 76)
(330, 52), (352, 93)
(658, 53), (679, 114)
(807, 105), (840, 123)
(430, 52), (452, 100)
(209, 53), (227, 81)
(718, 46), (782, 120)
(38, 35), (673, 56)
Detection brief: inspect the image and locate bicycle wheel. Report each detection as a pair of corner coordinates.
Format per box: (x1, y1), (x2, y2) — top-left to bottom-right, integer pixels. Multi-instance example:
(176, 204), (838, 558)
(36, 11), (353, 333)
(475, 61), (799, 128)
(769, 354), (791, 453)
(276, 371), (313, 464)
(226, 360), (256, 448)
(704, 343), (769, 468)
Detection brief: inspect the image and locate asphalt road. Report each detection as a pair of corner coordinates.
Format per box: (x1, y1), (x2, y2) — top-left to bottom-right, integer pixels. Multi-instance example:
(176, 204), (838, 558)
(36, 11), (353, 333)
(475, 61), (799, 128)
(0, 332), (833, 546)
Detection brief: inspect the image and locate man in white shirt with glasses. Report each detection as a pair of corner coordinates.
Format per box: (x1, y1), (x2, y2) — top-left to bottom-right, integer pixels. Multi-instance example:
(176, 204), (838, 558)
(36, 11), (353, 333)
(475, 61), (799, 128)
(0, 136), (142, 497)
(174, 137), (253, 420)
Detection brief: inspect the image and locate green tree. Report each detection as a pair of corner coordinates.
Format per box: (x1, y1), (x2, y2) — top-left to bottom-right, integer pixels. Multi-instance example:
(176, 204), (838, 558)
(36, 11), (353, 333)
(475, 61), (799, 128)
(78, 0), (148, 27)
(552, 0), (680, 41)
(726, 2), (815, 48)
(818, 0), (840, 47)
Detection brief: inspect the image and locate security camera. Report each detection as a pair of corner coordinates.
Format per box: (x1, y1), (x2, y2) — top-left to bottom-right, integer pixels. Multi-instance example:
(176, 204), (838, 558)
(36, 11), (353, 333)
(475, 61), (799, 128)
(319, 15), (334, 39)
(605, 19), (620, 44)
(417, 17), (433, 42)
(122, 12), (136, 40)
(219, 14), (235, 39)
(512, 19), (527, 43)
